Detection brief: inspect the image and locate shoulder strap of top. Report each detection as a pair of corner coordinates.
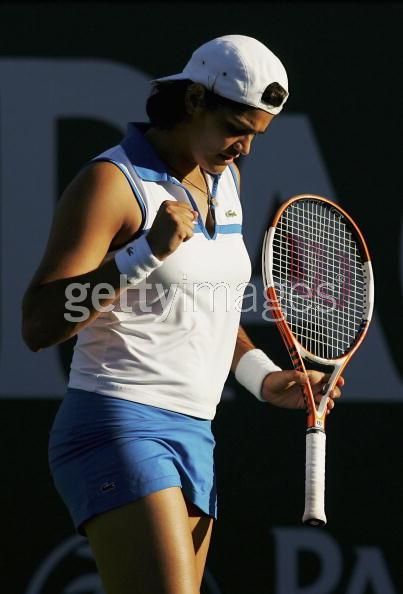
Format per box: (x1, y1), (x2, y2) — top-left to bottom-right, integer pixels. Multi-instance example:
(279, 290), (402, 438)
(228, 163), (240, 197)
(88, 145), (148, 235)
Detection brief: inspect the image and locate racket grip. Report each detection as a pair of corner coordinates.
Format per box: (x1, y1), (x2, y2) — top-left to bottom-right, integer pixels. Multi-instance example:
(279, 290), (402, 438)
(302, 430), (327, 527)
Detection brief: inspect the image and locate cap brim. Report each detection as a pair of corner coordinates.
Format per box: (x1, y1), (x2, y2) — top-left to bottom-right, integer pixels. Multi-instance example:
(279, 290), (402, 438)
(151, 73), (188, 84)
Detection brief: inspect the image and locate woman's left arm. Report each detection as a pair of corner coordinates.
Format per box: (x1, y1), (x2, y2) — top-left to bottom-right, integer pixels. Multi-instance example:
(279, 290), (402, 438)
(230, 324), (255, 372)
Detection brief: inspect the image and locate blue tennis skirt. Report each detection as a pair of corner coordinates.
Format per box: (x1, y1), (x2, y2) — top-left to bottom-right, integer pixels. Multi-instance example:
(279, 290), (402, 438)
(48, 388), (217, 536)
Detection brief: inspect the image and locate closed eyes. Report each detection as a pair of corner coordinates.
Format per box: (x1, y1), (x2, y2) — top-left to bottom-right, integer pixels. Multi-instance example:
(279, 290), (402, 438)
(226, 122), (264, 136)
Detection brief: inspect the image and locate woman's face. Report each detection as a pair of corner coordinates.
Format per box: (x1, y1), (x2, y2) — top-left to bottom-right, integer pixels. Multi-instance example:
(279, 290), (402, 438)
(187, 102), (275, 174)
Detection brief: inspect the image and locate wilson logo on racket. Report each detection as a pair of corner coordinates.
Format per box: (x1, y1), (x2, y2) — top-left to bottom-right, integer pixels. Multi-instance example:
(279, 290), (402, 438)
(262, 194), (374, 528)
(287, 234), (352, 310)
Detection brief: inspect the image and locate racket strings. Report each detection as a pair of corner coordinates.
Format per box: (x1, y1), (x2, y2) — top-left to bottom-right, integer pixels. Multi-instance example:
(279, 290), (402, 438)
(272, 200), (365, 359)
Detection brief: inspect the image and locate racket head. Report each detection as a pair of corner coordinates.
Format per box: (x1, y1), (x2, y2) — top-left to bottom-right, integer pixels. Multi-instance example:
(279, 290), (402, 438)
(262, 194), (374, 367)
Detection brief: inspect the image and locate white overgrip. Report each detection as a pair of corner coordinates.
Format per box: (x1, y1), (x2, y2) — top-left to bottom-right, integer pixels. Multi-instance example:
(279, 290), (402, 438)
(302, 430), (327, 526)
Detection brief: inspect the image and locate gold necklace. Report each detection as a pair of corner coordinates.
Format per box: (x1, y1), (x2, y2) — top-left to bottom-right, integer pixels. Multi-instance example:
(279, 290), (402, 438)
(200, 171), (219, 207)
(167, 164), (218, 206)
(183, 175), (209, 196)
(169, 165), (208, 194)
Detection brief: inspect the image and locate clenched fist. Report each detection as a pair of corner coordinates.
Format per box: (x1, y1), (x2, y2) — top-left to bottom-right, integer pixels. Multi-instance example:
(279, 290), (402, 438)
(147, 200), (199, 260)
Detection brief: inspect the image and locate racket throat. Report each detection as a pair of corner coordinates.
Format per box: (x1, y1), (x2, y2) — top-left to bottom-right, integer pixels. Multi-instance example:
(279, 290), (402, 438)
(307, 412), (326, 431)
(302, 383), (327, 431)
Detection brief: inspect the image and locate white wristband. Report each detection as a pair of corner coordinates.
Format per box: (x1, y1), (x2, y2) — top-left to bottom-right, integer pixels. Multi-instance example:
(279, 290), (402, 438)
(114, 234), (163, 284)
(235, 348), (282, 401)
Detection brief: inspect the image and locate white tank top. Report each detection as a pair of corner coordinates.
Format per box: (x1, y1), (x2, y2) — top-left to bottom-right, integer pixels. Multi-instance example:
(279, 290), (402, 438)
(68, 123), (252, 419)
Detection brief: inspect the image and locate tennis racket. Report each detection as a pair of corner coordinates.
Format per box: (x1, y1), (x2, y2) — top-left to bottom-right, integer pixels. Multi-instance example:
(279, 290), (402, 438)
(262, 194), (374, 526)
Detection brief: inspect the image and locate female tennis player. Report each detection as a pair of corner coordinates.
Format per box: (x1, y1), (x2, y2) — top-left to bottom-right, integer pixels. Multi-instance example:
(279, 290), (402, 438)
(22, 35), (342, 594)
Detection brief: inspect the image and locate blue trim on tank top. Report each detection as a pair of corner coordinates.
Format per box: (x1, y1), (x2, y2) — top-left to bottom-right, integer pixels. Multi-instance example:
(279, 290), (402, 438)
(228, 163), (240, 196)
(120, 123), (170, 183)
(216, 224), (242, 234)
(89, 157), (147, 237)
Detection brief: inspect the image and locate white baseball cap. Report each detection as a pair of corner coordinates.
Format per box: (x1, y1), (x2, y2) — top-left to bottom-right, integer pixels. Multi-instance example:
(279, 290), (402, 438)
(153, 34), (289, 115)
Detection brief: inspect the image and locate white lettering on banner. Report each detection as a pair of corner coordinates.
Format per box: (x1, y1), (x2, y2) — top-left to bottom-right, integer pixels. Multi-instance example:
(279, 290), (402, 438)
(272, 527), (397, 594)
(0, 59), (149, 396)
(0, 59), (401, 399)
(346, 547), (397, 594)
(273, 527), (342, 594)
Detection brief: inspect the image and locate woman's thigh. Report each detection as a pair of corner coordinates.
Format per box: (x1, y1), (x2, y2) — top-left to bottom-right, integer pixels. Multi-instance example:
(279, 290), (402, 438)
(84, 486), (201, 594)
(184, 495), (214, 585)
(188, 514), (214, 587)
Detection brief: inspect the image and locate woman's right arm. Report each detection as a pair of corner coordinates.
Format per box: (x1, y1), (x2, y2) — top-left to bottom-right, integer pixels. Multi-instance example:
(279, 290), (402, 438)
(22, 160), (198, 352)
(21, 161), (143, 351)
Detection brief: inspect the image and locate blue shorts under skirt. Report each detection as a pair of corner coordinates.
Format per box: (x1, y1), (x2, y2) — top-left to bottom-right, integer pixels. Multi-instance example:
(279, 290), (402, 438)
(48, 388), (217, 536)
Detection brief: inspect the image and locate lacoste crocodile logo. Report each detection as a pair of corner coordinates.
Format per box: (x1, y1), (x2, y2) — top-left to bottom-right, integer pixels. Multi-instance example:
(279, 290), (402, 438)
(100, 481), (116, 493)
(225, 209), (238, 217)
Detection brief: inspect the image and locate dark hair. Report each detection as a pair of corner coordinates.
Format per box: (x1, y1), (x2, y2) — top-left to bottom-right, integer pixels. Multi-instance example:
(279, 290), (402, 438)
(146, 80), (287, 130)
